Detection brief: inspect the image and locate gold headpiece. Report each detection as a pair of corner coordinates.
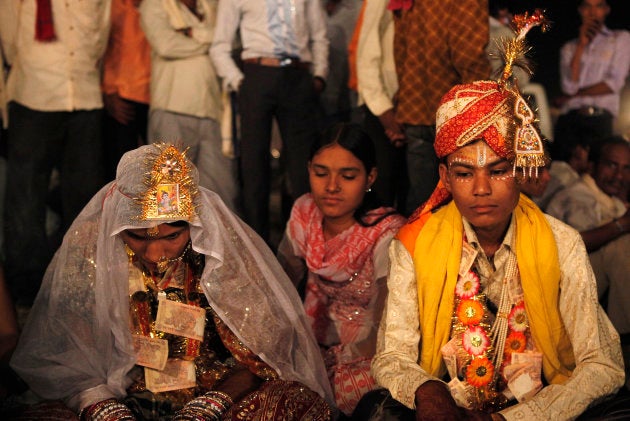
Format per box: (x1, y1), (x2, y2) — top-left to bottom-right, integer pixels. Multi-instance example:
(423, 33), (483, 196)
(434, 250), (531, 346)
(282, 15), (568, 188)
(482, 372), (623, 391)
(135, 144), (198, 220)
(497, 9), (550, 176)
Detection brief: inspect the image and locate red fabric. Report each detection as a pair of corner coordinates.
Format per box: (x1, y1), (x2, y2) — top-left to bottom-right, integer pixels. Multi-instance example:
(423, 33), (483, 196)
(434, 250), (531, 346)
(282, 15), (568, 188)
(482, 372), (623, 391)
(288, 194), (401, 283)
(387, 0), (412, 11)
(346, 0), (367, 92)
(332, 358), (376, 416)
(287, 194), (405, 415)
(35, 0), (56, 42)
(434, 80), (513, 159)
(224, 380), (331, 420)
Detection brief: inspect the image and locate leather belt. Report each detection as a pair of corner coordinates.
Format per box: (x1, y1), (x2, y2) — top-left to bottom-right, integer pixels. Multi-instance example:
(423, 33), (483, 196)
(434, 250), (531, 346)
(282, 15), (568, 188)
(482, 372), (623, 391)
(243, 56), (311, 69)
(572, 106), (610, 117)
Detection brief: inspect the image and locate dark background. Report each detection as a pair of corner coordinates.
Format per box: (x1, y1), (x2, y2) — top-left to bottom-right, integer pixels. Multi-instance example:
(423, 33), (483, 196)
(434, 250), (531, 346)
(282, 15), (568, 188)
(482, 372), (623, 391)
(511, 0), (630, 101)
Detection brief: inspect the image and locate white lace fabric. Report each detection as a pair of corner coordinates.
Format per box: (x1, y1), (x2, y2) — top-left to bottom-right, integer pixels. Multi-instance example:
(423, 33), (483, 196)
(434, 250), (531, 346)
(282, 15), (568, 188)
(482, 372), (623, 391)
(10, 145), (333, 411)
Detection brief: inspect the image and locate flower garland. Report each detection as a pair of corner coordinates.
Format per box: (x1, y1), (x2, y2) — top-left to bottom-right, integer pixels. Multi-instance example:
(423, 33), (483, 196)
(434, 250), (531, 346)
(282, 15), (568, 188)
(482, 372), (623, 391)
(451, 266), (530, 411)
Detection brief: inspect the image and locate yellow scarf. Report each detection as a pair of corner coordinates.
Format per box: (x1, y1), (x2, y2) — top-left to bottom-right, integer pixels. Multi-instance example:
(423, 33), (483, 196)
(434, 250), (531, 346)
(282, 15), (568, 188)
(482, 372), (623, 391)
(404, 194), (575, 384)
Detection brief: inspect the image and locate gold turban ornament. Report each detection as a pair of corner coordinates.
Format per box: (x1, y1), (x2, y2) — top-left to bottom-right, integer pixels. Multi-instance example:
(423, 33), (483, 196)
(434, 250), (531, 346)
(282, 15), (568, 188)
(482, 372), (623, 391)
(498, 9), (551, 176)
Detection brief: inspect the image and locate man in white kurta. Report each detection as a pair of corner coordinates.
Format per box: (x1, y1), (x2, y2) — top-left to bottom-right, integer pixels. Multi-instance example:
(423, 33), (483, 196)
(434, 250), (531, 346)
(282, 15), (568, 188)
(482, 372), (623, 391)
(0, 0), (111, 306)
(139, 0), (239, 212)
(375, 216), (624, 419)
(546, 137), (630, 390)
(366, 77), (624, 420)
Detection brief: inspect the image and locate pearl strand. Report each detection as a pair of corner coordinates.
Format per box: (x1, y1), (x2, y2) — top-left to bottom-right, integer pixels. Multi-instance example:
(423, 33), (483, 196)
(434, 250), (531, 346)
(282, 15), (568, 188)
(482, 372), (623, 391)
(489, 251), (518, 382)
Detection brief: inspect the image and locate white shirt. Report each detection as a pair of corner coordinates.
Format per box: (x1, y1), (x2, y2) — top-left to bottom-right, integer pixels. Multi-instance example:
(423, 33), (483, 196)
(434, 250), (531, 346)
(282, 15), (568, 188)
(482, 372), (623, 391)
(140, 0), (221, 120)
(546, 174), (626, 231)
(0, 0), (111, 112)
(560, 27), (630, 116)
(356, 0), (398, 117)
(210, 0), (329, 91)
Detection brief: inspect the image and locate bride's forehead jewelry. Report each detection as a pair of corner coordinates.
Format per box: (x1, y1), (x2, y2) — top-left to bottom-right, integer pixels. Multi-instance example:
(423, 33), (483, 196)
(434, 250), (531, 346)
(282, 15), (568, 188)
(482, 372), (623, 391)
(146, 225), (160, 238)
(135, 143), (198, 221)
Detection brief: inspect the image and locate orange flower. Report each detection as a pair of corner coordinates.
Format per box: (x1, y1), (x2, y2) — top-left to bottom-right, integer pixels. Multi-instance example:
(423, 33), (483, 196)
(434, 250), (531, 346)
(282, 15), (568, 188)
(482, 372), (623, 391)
(457, 299), (484, 326)
(504, 331), (527, 359)
(465, 357), (495, 388)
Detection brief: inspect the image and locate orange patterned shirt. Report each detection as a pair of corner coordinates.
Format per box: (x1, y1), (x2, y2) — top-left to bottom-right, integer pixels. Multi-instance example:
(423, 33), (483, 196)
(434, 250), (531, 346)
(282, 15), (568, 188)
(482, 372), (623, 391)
(393, 0), (491, 126)
(101, 0), (151, 104)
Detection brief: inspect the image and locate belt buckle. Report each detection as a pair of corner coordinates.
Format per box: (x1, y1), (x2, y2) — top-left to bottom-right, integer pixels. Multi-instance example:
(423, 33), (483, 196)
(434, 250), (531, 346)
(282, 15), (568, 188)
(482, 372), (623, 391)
(279, 56), (294, 67)
(581, 106), (605, 116)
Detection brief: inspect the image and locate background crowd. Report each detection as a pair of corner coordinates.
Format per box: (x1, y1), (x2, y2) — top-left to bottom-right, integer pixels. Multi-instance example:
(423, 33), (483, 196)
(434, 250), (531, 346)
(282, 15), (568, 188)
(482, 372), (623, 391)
(0, 0), (629, 419)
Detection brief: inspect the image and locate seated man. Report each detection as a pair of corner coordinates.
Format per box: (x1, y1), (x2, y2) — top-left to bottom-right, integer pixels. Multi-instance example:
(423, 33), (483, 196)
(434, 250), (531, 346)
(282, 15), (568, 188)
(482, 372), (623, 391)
(7, 144), (333, 420)
(547, 137), (629, 250)
(546, 136), (630, 388)
(356, 16), (624, 417)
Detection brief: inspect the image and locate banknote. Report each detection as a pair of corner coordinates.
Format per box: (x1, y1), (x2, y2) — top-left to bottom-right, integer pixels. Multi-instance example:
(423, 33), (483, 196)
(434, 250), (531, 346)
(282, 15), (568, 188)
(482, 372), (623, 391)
(441, 338), (460, 380)
(448, 377), (474, 409)
(132, 334), (168, 371)
(145, 359), (196, 392)
(155, 299), (206, 341)
(459, 243), (477, 277)
(504, 351), (543, 402)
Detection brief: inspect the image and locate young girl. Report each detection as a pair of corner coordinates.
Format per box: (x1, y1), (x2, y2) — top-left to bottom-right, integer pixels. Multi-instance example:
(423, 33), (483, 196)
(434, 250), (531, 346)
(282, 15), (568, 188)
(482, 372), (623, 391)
(277, 123), (406, 416)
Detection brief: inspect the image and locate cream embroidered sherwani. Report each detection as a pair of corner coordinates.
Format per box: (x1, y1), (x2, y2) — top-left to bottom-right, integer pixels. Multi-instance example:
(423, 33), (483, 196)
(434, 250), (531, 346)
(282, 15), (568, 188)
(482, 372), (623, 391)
(372, 214), (624, 420)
